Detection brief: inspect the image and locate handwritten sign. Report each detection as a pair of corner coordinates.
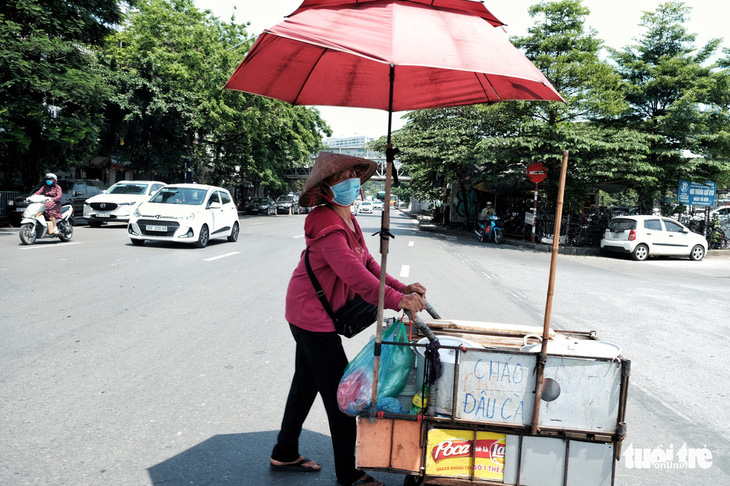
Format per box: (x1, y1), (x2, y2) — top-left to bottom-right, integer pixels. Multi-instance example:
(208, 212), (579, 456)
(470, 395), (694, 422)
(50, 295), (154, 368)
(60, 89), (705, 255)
(456, 352), (536, 425)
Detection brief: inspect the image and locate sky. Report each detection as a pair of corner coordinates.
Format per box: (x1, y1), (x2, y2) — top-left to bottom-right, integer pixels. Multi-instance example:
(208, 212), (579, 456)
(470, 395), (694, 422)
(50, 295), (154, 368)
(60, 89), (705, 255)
(197, 0), (730, 139)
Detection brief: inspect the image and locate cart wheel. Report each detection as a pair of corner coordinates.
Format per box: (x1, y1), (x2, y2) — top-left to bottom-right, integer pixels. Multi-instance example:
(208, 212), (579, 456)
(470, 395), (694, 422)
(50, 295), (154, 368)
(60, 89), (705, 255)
(403, 475), (424, 486)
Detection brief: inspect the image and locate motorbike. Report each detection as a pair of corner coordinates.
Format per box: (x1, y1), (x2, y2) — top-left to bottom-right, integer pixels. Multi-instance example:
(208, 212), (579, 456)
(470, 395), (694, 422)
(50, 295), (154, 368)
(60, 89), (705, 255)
(18, 195), (74, 245)
(474, 215), (504, 244)
(708, 219), (729, 249)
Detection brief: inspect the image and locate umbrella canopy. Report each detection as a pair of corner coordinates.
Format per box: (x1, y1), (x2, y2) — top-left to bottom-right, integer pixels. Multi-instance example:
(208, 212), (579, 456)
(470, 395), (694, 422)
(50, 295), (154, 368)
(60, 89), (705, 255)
(225, 0), (563, 109)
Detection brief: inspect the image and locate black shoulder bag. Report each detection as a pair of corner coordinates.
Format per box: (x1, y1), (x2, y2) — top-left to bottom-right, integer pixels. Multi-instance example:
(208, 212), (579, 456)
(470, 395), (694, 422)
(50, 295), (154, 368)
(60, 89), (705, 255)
(304, 246), (378, 338)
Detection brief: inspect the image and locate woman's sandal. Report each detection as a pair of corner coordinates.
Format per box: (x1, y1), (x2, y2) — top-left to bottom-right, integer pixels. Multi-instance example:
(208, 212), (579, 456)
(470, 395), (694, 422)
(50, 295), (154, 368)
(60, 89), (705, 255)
(269, 456), (321, 473)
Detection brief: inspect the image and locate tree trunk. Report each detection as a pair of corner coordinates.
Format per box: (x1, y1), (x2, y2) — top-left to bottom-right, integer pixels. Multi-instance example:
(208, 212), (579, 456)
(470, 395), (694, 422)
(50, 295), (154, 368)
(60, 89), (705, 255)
(459, 180), (472, 230)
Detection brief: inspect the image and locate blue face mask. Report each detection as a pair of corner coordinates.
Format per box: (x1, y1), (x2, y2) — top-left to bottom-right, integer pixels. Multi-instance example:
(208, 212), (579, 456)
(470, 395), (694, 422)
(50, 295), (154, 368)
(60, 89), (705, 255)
(45, 180), (53, 185)
(329, 177), (360, 207)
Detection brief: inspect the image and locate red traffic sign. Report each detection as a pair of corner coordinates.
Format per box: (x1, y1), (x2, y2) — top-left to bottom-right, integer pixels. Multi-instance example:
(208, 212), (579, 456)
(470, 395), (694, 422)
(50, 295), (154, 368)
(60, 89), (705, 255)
(527, 163), (547, 183)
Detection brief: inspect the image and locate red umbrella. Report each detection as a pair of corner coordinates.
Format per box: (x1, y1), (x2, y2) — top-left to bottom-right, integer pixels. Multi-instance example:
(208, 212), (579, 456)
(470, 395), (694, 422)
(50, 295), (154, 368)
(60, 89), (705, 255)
(225, 0), (563, 110)
(225, 0), (563, 414)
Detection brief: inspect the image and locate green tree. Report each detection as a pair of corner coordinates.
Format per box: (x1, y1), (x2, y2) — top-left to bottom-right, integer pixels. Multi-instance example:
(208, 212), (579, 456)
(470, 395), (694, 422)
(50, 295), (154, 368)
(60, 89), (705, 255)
(610, 1), (730, 211)
(100, 0), (329, 190)
(478, 0), (653, 208)
(372, 105), (507, 225)
(0, 0), (124, 189)
(387, 0), (653, 214)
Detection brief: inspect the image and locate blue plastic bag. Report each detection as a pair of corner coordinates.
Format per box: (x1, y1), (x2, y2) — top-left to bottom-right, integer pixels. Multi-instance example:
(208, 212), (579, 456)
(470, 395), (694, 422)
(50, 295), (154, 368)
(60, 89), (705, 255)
(337, 320), (414, 416)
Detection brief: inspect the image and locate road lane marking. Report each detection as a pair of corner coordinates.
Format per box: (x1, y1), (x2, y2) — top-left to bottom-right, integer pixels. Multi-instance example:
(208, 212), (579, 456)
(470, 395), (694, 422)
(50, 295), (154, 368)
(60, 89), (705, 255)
(400, 265), (410, 278)
(204, 252), (240, 262)
(293, 234), (305, 239)
(408, 241), (414, 247)
(19, 242), (82, 250)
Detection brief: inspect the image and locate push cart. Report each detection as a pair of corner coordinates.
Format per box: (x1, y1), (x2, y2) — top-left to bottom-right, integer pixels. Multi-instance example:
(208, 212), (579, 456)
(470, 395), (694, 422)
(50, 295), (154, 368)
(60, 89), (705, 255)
(354, 318), (630, 486)
(353, 152), (629, 485)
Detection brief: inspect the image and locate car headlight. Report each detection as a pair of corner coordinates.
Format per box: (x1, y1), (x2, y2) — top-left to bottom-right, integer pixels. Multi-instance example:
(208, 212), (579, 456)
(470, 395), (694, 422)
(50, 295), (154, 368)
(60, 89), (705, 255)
(184, 212), (196, 221)
(8, 200), (14, 206)
(133, 207), (142, 217)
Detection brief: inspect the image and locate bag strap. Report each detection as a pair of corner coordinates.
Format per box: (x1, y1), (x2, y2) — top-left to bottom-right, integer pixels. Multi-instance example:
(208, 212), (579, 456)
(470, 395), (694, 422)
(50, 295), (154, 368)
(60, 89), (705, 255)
(304, 246), (339, 324)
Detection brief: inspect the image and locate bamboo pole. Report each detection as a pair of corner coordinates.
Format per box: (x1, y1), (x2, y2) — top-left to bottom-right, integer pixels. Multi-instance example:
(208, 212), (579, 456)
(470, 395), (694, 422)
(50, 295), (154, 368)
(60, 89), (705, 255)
(530, 150), (569, 435)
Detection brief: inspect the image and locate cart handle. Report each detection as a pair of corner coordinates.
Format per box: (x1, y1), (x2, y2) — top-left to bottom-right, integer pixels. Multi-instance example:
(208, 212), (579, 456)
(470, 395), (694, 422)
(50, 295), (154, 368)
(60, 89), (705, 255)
(424, 300), (441, 320)
(405, 310), (437, 342)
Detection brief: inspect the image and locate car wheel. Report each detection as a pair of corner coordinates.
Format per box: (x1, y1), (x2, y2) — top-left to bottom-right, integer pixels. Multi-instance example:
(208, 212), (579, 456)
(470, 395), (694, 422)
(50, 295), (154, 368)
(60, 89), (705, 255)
(195, 224), (209, 248)
(131, 238), (145, 246)
(89, 221), (103, 228)
(494, 228), (504, 245)
(228, 221), (240, 242)
(689, 244), (705, 261)
(19, 223), (37, 245)
(632, 243), (649, 261)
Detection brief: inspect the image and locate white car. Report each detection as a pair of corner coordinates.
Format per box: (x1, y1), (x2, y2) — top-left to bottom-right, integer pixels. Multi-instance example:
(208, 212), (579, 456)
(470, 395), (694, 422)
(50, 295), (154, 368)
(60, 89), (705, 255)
(372, 200), (384, 210)
(358, 201), (373, 214)
(127, 184), (239, 248)
(83, 180), (166, 227)
(600, 215), (707, 261)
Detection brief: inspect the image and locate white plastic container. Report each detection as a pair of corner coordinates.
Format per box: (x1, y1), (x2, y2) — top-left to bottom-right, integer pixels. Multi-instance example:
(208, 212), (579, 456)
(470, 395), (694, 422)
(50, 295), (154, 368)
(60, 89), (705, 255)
(415, 336), (484, 415)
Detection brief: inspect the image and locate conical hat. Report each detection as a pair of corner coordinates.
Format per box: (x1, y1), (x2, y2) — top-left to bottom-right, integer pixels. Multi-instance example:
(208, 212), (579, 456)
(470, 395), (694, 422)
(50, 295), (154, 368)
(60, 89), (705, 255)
(299, 152), (377, 207)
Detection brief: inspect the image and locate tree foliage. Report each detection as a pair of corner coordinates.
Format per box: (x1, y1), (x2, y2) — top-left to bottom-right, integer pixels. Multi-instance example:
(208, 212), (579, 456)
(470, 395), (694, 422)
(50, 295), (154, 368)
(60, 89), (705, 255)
(100, 0), (329, 189)
(0, 0), (124, 188)
(609, 1), (730, 210)
(387, 0), (730, 214)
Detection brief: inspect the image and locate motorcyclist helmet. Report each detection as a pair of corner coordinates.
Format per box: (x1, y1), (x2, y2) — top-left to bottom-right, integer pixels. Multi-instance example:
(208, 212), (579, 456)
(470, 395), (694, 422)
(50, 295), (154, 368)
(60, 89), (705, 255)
(45, 173), (57, 184)
(486, 201), (492, 205)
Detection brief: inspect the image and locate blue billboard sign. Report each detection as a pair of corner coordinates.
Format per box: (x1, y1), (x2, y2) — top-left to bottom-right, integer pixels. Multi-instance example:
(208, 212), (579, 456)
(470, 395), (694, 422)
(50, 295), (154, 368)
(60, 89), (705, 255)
(678, 180), (716, 207)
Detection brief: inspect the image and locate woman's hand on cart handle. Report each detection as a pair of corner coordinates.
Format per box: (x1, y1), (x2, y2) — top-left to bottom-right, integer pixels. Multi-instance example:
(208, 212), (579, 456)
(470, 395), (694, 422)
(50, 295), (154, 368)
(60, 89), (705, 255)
(398, 292), (426, 316)
(402, 282), (426, 297)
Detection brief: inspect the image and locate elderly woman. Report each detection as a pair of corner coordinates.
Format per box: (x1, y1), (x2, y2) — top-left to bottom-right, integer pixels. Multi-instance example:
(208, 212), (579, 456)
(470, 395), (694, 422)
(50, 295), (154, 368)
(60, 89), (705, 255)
(269, 152), (426, 486)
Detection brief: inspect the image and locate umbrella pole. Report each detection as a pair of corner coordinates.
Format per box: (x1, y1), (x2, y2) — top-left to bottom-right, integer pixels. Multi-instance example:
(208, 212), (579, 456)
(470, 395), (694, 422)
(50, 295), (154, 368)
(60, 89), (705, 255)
(370, 65), (397, 418)
(530, 150), (570, 435)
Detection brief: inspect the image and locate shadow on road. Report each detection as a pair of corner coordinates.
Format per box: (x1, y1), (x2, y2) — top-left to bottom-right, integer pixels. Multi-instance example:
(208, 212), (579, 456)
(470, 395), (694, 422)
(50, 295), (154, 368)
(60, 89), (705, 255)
(148, 428), (409, 485)
(147, 429), (340, 486)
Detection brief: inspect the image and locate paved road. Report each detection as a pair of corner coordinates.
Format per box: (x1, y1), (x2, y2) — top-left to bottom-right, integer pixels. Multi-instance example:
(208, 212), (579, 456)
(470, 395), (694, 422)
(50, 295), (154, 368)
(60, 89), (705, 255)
(0, 212), (728, 485)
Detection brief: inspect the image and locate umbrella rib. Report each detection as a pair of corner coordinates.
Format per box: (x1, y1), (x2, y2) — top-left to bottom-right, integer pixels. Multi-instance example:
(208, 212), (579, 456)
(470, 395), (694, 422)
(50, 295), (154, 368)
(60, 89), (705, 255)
(475, 72), (502, 103)
(292, 47), (330, 105)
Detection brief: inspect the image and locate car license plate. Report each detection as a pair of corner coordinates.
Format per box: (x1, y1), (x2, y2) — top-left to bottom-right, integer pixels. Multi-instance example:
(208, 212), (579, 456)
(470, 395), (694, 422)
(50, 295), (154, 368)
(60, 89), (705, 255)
(146, 224), (167, 232)
(16, 208), (23, 212)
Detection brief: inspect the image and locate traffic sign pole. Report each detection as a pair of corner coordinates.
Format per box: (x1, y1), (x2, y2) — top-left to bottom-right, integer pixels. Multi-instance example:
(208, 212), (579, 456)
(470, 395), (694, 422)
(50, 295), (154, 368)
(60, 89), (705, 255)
(532, 183), (538, 244)
(527, 163), (548, 244)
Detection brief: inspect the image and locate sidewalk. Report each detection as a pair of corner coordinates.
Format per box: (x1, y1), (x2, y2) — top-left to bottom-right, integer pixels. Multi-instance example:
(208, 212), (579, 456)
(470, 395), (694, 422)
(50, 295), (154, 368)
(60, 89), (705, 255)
(406, 211), (730, 259)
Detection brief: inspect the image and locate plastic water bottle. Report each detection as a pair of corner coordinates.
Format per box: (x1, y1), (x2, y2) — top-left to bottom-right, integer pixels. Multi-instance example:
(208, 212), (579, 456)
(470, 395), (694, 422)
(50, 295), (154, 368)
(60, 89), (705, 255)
(410, 387), (428, 414)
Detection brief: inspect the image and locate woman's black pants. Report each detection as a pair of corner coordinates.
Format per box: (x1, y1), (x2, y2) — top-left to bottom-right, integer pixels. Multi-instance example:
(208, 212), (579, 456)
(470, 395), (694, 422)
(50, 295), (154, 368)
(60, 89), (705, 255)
(271, 324), (360, 485)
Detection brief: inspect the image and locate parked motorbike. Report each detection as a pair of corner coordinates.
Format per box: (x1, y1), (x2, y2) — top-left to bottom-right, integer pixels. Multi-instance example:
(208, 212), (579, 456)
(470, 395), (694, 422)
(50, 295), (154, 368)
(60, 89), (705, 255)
(18, 195), (74, 245)
(474, 215), (504, 244)
(708, 219), (729, 250)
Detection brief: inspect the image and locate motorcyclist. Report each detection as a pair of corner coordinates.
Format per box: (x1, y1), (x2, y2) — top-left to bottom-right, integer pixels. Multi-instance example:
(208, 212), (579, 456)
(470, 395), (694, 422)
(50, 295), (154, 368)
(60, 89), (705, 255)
(480, 201), (495, 220)
(32, 173), (63, 235)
